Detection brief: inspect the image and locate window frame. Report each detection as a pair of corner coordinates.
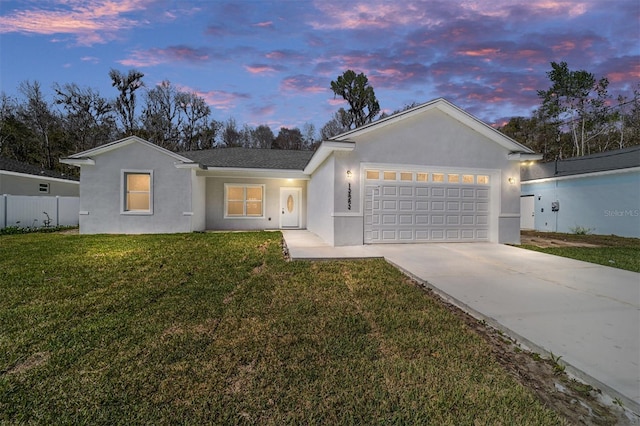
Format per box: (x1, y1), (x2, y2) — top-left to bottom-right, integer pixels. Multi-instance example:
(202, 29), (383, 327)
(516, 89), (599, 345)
(121, 170), (153, 215)
(224, 184), (265, 219)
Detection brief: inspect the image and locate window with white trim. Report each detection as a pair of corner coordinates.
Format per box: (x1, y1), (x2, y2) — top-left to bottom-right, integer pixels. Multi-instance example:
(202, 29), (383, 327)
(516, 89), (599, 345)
(122, 170), (153, 214)
(225, 184), (264, 218)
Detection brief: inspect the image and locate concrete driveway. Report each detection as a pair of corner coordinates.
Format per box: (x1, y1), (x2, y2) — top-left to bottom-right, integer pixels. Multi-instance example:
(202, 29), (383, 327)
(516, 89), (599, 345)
(282, 230), (640, 412)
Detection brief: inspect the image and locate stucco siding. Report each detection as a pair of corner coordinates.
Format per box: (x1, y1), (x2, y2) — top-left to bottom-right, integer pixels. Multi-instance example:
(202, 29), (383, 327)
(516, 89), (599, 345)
(0, 173), (79, 196)
(522, 170), (640, 237)
(328, 109), (518, 244)
(191, 172), (206, 231)
(78, 142), (193, 234)
(307, 156), (335, 245)
(204, 177), (307, 230)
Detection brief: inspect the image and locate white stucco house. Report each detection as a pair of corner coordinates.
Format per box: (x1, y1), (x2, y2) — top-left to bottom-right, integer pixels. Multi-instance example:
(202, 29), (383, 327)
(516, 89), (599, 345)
(521, 146), (640, 237)
(61, 98), (540, 245)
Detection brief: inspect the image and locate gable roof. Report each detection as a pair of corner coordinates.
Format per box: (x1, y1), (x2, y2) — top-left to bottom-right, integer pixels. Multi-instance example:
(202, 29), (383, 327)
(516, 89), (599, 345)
(521, 146), (640, 181)
(331, 97), (537, 155)
(180, 147), (314, 170)
(61, 136), (194, 166)
(0, 157), (78, 181)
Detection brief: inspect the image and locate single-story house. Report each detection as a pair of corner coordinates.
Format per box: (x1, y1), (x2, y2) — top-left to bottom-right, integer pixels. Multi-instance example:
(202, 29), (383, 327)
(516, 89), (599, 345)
(0, 157), (79, 196)
(521, 146), (640, 237)
(61, 98), (540, 245)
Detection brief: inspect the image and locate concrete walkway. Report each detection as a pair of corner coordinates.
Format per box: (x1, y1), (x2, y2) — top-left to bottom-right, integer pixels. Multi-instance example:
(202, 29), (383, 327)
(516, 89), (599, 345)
(282, 230), (640, 412)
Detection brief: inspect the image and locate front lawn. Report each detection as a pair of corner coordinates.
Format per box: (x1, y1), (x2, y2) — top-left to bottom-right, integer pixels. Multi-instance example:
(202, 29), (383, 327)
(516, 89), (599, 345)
(520, 231), (640, 272)
(0, 232), (560, 424)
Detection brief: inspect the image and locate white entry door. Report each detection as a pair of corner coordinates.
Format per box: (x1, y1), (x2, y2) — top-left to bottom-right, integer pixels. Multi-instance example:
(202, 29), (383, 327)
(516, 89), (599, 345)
(520, 195), (535, 230)
(280, 188), (301, 228)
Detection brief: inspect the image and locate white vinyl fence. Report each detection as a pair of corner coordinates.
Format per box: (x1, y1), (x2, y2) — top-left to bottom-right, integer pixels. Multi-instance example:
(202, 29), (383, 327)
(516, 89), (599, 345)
(1, 195), (80, 229)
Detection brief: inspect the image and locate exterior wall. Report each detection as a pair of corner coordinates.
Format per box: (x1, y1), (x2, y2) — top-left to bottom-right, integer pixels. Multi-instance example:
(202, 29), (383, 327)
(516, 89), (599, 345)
(204, 176), (307, 230)
(0, 172), (79, 196)
(521, 170), (640, 237)
(191, 172), (206, 231)
(78, 142), (193, 234)
(329, 109), (519, 244)
(307, 156), (335, 245)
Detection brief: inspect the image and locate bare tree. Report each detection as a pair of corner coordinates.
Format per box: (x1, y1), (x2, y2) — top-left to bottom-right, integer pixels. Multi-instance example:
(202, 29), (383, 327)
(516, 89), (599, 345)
(54, 83), (116, 152)
(18, 81), (59, 169)
(176, 91), (211, 151)
(109, 68), (144, 135)
(252, 124), (274, 148)
(142, 80), (181, 150)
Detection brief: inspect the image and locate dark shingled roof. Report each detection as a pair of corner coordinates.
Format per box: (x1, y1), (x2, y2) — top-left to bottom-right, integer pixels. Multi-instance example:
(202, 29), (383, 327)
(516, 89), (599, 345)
(179, 147), (314, 170)
(0, 157), (79, 181)
(521, 146), (640, 181)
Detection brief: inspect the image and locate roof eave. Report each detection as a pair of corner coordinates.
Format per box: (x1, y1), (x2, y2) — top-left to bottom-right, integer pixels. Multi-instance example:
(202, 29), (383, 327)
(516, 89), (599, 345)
(303, 141), (356, 175)
(60, 157), (95, 166)
(509, 152), (543, 161)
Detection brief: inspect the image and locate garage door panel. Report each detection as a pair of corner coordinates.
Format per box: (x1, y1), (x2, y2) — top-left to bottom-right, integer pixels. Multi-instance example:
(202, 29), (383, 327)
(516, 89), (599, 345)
(399, 186), (413, 196)
(431, 215), (445, 225)
(381, 230), (396, 240)
(446, 230), (459, 239)
(415, 215), (429, 224)
(432, 187), (445, 197)
(364, 173), (492, 243)
(461, 229), (475, 239)
(415, 230), (429, 240)
(446, 215), (460, 225)
(382, 186), (397, 196)
(462, 188), (475, 198)
(399, 214), (413, 224)
(399, 200), (413, 210)
(382, 214), (397, 224)
(432, 201), (445, 211)
(416, 201), (429, 211)
(399, 230), (413, 240)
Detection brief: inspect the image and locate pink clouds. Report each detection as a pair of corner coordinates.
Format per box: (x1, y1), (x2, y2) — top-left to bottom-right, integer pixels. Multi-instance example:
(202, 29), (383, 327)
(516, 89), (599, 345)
(245, 64), (281, 74)
(0, 0), (151, 46)
(280, 75), (326, 93)
(119, 46), (211, 67)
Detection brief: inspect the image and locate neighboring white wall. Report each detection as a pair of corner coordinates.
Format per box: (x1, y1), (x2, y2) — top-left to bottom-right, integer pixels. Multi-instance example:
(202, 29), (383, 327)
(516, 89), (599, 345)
(307, 156), (335, 245)
(1, 195), (79, 228)
(204, 176), (307, 230)
(522, 169), (640, 237)
(328, 109), (519, 244)
(0, 172), (79, 196)
(78, 142), (193, 234)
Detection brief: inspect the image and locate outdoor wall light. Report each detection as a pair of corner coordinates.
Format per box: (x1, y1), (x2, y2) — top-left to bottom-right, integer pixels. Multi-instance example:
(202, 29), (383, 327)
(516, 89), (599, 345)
(508, 177), (516, 184)
(346, 170), (353, 179)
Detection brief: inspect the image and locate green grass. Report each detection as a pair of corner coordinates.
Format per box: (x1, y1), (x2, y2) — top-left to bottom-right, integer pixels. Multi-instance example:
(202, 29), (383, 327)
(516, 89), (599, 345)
(0, 232), (561, 424)
(520, 231), (640, 272)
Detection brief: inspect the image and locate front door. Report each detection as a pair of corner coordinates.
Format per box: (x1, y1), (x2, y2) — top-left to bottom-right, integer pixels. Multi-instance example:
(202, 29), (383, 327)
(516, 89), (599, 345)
(280, 188), (301, 228)
(520, 195), (535, 230)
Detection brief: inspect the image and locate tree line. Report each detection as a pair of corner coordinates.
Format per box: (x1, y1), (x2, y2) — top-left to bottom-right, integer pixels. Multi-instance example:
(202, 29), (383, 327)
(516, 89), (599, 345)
(0, 69), (323, 173)
(498, 62), (640, 161)
(0, 63), (637, 173)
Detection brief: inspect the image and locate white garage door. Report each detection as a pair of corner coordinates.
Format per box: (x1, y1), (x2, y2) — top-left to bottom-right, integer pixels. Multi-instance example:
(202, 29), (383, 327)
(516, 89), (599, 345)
(364, 169), (491, 243)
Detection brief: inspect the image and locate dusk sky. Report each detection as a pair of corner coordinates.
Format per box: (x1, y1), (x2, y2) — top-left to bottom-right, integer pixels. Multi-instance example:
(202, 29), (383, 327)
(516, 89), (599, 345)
(1, 0), (638, 134)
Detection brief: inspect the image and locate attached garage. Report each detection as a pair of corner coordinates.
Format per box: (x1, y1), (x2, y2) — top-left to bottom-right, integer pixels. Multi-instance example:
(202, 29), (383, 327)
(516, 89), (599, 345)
(364, 168), (491, 243)
(305, 98), (541, 246)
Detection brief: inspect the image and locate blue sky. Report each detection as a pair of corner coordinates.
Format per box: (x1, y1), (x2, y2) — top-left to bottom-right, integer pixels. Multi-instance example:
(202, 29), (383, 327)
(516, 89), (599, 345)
(1, 0), (638, 134)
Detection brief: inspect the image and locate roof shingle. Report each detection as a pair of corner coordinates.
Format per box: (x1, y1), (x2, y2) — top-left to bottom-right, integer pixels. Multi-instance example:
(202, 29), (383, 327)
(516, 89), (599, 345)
(521, 146), (640, 181)
(0, 157), (78, 181)
(179, 147), (314, 170)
